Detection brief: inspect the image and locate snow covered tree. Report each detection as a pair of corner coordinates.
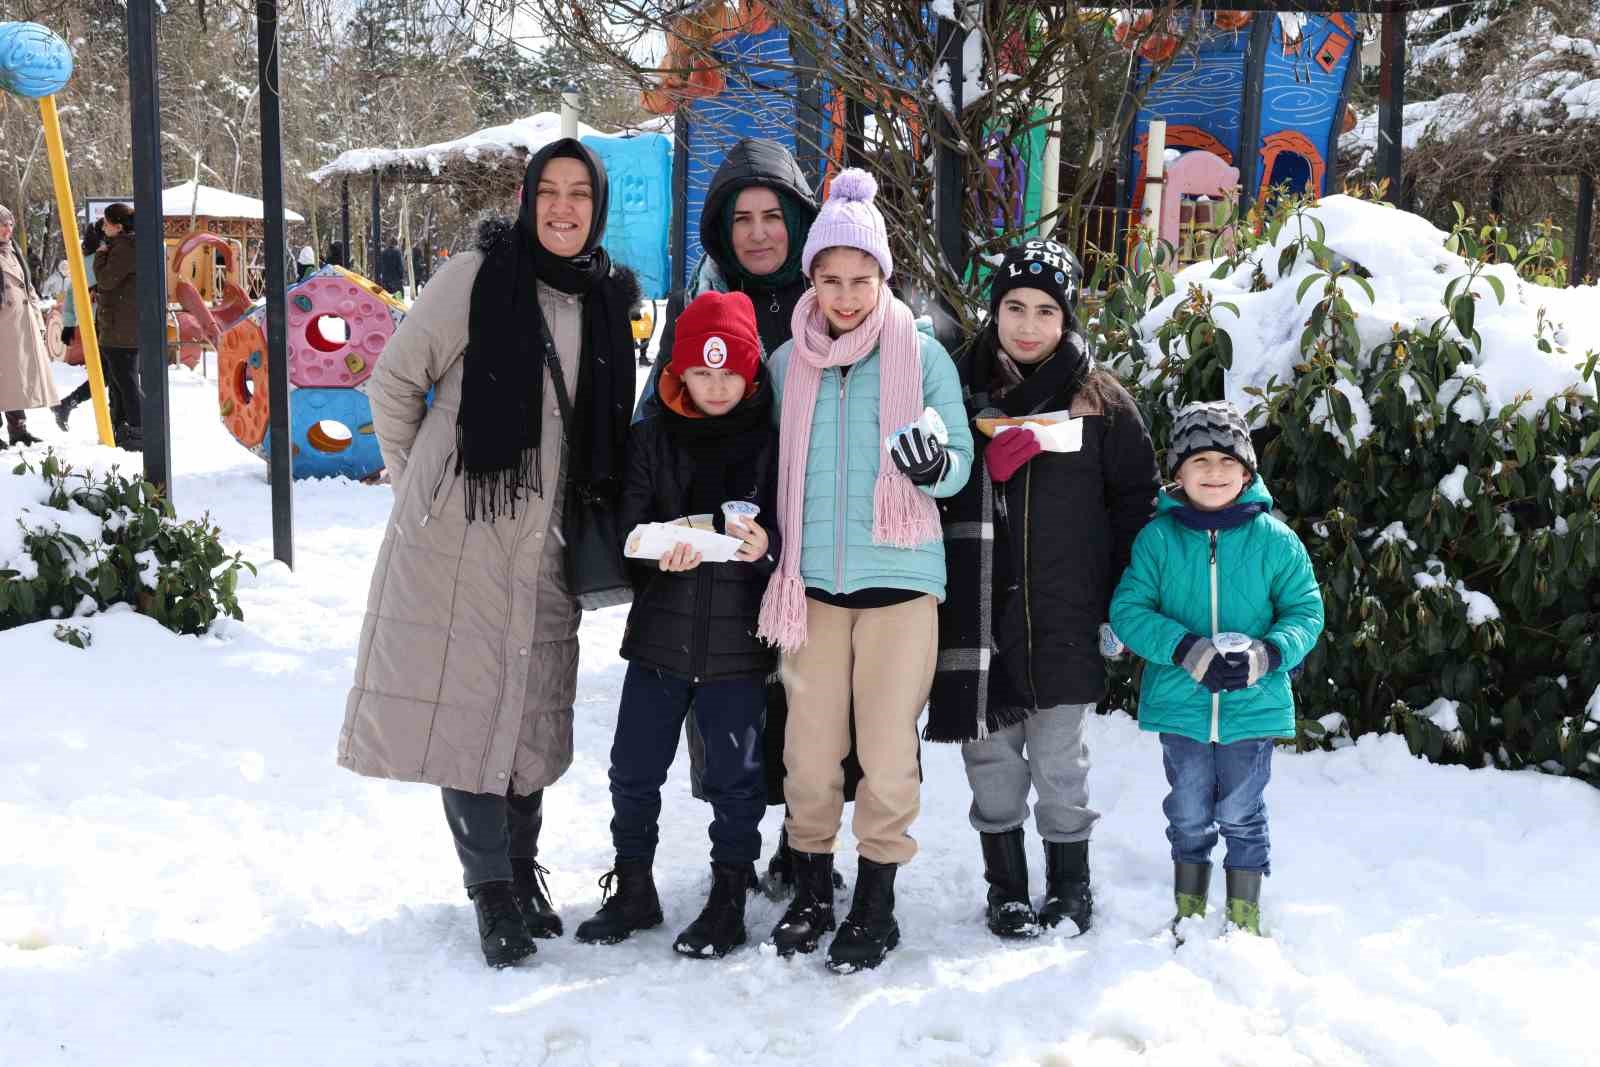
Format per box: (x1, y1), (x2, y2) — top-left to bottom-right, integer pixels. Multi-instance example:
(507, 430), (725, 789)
(1096, 192), (1600, 785)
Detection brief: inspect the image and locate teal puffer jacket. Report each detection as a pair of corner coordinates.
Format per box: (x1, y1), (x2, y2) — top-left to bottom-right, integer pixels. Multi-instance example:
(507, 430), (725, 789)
(770, 323), (973, 601)
(1108, 477), (1324, 744)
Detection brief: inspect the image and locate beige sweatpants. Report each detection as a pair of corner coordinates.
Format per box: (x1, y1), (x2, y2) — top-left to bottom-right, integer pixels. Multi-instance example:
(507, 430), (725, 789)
(780, 595), (938, 865)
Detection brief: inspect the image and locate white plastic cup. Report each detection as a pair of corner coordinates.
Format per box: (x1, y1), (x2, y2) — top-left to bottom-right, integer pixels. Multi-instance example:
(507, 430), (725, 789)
(1214, 632), (1252, 654)
(721, 500), (760, 534)
(884, 405), (949, 456)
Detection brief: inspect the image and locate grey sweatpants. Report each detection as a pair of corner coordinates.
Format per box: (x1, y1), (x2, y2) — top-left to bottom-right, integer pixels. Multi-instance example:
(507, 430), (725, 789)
(960, 703), (1099, 843)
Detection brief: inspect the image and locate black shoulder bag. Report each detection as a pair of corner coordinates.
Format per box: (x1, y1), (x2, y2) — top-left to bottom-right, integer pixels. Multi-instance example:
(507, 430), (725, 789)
(539, 324), (633, 612)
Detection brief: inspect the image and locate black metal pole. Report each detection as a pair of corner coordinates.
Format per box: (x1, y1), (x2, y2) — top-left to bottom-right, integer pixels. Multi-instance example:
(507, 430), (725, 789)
(370, 171), (381, 277)
(340, 177), (350, 266)
(932, 13), (966, 350)
(127, 0), (171, 493)
(1376, 6), (1406, 205)
(1574, 172), (1595, 285)
(258, 0), (294, 567)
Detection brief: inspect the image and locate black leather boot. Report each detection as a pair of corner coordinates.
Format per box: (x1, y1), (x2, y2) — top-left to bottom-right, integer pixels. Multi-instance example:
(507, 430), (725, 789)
(673, 862), (750, 958)
(980, 829), (1039, 939)
(1038, 839), (1093, 935)
(825, 856), (900, 973)
(510, 858), (562, 939)
(574, 859), (664, 945)
(467, 880), (536, 968)
(768, 848), (837, 957)
(4, 411), (39, 447)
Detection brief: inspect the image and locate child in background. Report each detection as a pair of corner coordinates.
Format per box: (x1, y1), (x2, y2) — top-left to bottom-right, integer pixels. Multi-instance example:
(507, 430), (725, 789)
(1109, 401), (1323, 937)
(575, 291), (779, 959)
(759, 168), (972, 973)
(927, 239), (1158, 940)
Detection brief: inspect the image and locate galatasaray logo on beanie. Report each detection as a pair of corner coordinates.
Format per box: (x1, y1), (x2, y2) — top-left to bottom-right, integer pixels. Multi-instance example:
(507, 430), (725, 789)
(671, 290), (761, 387)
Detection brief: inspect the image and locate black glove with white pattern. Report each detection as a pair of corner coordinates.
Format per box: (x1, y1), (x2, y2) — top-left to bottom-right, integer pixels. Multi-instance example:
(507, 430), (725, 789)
(889, 426), (948, 487)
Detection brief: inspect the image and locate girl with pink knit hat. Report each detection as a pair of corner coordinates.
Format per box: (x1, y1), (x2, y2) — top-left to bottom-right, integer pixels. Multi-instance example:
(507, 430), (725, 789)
(760, 168), (972, 973)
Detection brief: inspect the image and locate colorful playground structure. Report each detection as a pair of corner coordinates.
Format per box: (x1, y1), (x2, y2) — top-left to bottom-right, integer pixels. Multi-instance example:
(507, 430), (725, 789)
(216, 265), (404, 481)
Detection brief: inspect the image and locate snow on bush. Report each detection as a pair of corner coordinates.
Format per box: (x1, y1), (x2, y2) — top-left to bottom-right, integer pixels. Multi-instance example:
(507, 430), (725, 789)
(1090, 191), (1600, 783)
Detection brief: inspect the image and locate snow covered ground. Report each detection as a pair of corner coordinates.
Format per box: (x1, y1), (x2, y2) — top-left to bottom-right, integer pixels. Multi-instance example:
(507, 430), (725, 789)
(5, 354), (1600, 1066)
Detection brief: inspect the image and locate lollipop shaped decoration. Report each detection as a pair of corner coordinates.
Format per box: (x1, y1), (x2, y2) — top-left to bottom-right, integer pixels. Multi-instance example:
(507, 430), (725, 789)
(0, 21), (74, 98)
(0, 21), (115, 446)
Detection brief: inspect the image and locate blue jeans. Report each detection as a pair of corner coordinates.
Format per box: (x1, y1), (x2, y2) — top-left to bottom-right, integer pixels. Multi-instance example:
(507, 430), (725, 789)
(1159, 733), (1273, 874)
(610, 664), (766, 865)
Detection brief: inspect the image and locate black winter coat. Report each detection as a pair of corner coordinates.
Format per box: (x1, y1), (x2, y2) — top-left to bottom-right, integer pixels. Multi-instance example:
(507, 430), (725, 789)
(987, 375), (1159, 709)
(617, 408), (782, 683)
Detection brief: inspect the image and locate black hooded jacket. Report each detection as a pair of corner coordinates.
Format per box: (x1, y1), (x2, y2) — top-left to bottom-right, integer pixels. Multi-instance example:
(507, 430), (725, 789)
(617, 380), (782, 683)
(636, 139), (818, 422)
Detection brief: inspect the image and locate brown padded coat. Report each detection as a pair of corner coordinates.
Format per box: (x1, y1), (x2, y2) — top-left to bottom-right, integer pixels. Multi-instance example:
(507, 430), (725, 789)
(92, 234), (138, 348)
(339, 251), (586, 795)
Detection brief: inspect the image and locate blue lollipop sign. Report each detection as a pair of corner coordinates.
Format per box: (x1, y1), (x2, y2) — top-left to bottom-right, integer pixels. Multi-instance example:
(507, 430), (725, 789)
(0, 21), (74, 99)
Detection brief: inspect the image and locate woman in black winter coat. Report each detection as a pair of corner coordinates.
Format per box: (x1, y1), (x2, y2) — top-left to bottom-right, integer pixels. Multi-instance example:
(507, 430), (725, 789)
(927, 239), (1159, 940)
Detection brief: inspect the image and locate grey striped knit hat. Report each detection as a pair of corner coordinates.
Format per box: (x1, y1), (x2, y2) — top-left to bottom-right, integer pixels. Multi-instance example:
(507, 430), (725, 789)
(1167, 400), (1256, 475)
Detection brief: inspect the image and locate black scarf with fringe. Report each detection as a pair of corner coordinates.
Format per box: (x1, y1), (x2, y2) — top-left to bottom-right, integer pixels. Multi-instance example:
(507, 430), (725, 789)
(457, 138), (638, 522)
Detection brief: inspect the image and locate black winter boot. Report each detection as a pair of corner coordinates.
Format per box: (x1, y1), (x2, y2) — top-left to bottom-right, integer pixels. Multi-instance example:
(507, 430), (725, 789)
(768, 849), (837, 957)
(980, 829), (1039, 939)
(52, 394), (82, 432)
(467, 881), (536, 968)
(1038, 839), (1093, 935)
(4, 412), (40, 448)
(674, 862), (750, 958)
(510, 858), (562, 939)
(765, 824), (848, 899)
(825, 856), (900, 973)
(574, 860), (663, 945)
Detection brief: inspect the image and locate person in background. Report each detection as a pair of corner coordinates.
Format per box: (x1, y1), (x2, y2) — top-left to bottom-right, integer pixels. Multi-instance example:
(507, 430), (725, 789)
(296, 245), (317, 282)
(1109, 400), (1324, 940)
(50, 225), (102, 431)
(0, 203), (60, 448)
(92, 203), (144, 451)
(39, 259), (71, 302)
(377, 239), (405, 295)
(927, 239), (1158, 941)
(325, 241), (346, 269)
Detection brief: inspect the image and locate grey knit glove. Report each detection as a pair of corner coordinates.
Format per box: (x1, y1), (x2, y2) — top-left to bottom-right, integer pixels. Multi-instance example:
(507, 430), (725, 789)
(1224, 640), (1281, 688)
(1174, 635), (1246, 693)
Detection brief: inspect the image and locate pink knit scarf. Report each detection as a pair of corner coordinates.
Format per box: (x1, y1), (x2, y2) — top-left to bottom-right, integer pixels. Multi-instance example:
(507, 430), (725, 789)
(758, 284), (942, 652)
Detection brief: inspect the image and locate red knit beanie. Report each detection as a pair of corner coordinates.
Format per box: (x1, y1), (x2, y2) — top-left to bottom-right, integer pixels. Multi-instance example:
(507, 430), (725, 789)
(669, 291), (761, 387)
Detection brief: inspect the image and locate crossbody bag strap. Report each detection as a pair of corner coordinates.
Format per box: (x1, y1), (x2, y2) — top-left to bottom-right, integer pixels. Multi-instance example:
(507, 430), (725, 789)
(538, 316), (576, 442)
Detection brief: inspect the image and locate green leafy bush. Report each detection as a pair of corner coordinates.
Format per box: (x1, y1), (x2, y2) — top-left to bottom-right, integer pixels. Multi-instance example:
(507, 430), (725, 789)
(1, 452), (254, 636)
(1091, 197), (1600, 784)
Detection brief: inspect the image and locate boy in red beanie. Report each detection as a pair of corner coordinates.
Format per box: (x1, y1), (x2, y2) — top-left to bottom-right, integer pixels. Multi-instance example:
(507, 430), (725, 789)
(576, 290), (781, 959)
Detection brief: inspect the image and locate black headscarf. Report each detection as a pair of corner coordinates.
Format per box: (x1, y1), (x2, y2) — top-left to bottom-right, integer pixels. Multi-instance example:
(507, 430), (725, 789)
(458, 138), (638, 522)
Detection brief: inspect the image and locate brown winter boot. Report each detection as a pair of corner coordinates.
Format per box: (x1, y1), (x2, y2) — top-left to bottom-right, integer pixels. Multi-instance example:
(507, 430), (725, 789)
(4, 411), (40, 448)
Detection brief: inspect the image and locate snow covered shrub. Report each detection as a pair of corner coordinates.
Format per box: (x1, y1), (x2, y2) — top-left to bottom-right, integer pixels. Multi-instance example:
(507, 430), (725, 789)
(1092, 195), (1600, 783)
(1, 452), (253, 636)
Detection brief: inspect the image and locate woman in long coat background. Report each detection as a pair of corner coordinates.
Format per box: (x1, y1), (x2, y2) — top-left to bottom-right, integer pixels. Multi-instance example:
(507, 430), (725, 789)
(339, 139), (638, 968)
(0, 204), (59, 448)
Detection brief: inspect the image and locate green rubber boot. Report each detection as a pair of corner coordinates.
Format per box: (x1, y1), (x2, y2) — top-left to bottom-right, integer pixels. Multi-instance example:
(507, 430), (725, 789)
(1224, 869), (1264, 936)
(1171, 861), (1211, 939)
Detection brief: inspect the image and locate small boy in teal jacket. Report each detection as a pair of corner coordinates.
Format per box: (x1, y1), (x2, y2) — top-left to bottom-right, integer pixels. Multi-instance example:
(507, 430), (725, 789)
(1109, 401), (1323, 937)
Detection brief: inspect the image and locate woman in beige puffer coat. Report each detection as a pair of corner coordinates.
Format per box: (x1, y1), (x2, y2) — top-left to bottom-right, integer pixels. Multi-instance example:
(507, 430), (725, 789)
(340, 140), (638, 968)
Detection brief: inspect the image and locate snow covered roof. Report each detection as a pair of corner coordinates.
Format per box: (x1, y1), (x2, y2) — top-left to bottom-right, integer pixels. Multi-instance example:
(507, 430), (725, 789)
(308, 112), (636, 184)
(162, 182), (304, 223)
(1138, 196), (1600, 429)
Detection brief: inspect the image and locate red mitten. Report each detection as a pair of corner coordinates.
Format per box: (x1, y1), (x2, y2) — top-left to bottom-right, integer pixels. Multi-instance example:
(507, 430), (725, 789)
(985, 427), (1042, 483)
